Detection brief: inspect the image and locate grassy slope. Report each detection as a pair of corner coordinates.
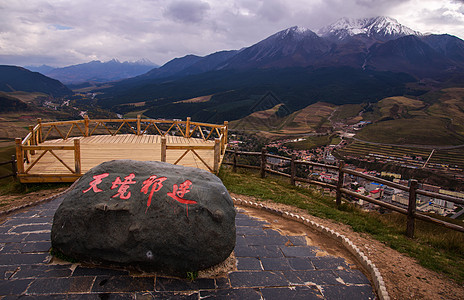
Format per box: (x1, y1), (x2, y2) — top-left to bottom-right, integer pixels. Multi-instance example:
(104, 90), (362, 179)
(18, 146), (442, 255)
(356, 91), (464, 145)
(219, 168), (464, 283)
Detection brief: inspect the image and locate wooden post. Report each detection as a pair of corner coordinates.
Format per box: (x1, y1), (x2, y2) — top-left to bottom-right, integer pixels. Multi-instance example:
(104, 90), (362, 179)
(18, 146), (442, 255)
(15, 138), (24, 174)
(336, 160), (345, 208)
(260, 148), (267, 178)
(37, 118), (42, 143)
(406, 179), (418, 238)
(233, 149), (238, 173)
(137, 114), (141, 135)
(223, 121), (228, 154)
(84, 115), (89, 137)
(74, 139), (81, 175)
(214, 138), (221, 173)
(11, 155), (17, 178)
(186, 117), (191, 138)
(29, 125), (36, 155)
(161, 137), (167, 162)
(290, 154), (296, 186)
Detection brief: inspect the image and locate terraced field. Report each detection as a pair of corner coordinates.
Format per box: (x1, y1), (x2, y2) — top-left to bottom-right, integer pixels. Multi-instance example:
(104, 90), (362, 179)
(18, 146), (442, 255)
(336, 142), (464, 171)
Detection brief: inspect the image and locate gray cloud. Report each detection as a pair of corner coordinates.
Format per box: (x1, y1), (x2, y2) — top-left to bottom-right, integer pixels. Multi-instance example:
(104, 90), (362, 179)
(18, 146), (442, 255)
(164, 0), (210, 23)
(0, 0), (463, 67)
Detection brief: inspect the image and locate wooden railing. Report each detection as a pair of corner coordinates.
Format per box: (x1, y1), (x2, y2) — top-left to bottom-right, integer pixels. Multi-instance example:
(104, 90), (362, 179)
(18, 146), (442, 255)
(15, 116), (228, 180)
(224, 149), (464, 238)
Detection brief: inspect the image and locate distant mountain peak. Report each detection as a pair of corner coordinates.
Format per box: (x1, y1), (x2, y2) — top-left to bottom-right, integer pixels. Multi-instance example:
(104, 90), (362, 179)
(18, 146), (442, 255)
(318, 16), (422, 41)
(276, 26), (318, 40)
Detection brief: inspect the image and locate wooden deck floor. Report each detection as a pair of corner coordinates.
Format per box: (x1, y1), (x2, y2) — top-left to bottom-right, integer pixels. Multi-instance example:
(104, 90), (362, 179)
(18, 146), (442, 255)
(21, 134), (223, 183)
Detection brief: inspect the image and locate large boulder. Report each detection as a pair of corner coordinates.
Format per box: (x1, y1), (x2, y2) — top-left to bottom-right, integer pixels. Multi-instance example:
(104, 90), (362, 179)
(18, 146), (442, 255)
(51, 160), (236, 275)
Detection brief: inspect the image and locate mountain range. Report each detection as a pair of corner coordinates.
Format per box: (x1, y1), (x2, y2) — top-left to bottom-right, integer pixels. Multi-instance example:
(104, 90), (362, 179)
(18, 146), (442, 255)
(96, 16), (464, 123)
(26, 59), (158, 85)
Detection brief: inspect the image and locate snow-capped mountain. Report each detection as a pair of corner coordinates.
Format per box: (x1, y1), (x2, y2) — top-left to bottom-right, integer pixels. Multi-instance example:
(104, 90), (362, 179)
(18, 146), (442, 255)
(318, 16), (422, 41)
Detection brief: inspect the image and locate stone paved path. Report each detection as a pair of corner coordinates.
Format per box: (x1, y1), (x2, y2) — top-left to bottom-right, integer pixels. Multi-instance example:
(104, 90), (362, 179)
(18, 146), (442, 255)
(0, 197), (376, 299)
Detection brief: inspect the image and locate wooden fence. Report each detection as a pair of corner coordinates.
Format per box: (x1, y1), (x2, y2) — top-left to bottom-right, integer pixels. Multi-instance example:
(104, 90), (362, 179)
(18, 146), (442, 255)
(224, 148), (464, 238)
(15, 116), (228, 182)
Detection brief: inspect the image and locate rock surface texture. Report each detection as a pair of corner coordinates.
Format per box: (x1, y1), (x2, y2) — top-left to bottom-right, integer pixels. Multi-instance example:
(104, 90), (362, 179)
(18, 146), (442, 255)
(51, 160), (236, 275)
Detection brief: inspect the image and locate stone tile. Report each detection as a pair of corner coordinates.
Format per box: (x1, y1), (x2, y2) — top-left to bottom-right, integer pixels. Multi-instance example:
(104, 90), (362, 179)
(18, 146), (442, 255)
(200, 288), (262, 299)
(10, 224), (51, 234)
(250, 245), (284, 258)
(1, 242), (24, 254)
(3, 294), (68, 299)
(229, 271), (288, 288)
(280, 246), (317, 258)
(136, 291), (199, 299)
(155, 277), (214, 292)
(244, 235), (289, 246)
(286, 235), (307, 246)
(72, 266), (129, 277)
(311, 256), (349, 270)
(260, 257), (293, 271)
(0, 226), (12, 234)
(21, 241), (51, 253)
(287, 257), (315, 270)
(236, 226), (267, 236)
(235, 235), (247, 246)
(23, 232), (50, 242)
(0, 265), (18, 280)
(4, 217), (52, 227)
(0, 233), (27, 243)
(233, 245), (257, 257)
(12, 264), (72, 279)
(236, 257), (262, 271)
(92, 276), (154, 293)
(282, 270), (342, 285)
(321, 284), (376, 300)
(0, 253), (50, 266)
(261, 286), (323, 300)
(0, 279), (34, 296)
(333, 269), (371, 285)
(215, 277), (231, 289)
(235, 218), (268, 227)
(27, 276), (95, 294)
(263, 229), (282, 237)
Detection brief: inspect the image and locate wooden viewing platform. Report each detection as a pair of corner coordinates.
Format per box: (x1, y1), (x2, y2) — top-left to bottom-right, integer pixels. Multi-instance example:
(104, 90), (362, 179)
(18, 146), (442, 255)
(15, 116), (228, 183)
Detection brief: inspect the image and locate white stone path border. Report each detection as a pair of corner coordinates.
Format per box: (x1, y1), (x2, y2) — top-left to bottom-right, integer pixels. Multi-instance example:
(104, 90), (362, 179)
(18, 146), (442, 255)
(233, 197), (390, 300)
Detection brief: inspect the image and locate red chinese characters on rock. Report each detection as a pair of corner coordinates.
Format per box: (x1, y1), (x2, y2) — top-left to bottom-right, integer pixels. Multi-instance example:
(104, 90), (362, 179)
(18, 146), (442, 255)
(82, 173), (109, 193)
(141, 175), (167, 211)
(111, 173), (136, 200)
(81, 173), (197, 216)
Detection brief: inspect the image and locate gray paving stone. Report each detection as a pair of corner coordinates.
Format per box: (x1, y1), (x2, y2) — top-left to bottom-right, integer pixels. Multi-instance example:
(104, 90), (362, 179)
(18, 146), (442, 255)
(155, 276), (214, 291)
(200, 288), (262, 299)
(21, 241), (51, 253)
(3, 217), (51, 227)
(236, 226), (268, 236)
(322, 284), (376, 300)
(236, 257), (262, 271)
(287, 235), (307, 246)
(287, 257), (315, 270)
(0, 265), (18, 280)
(92, 276), (154, 293)
(68, 293), (136, 299)
(260, 257), (293, 271)
(23, 232), (50, 242)
(27, 276), (95, 294)
(334, 269), (372, 285)
(229, 271), (288, 288)
(260, 286), (322, 299)
(0, 233), (27, 243)
(0, 253), (50, 266)
(235, 218), (268, 227)
(1, 242), (24, 254)
(250, 245), (284, 258)
(10, 224), (51, 234)
(282, 269), (343, 285)
(72, 266), (129, 277)
(215, 277), (231, 289)
(12, 264), (72, 279)
(280, 246), (317, 257)
(0, 278), (33, 295)
(244, 235), (289, 246)
(311, 256), (349, 270)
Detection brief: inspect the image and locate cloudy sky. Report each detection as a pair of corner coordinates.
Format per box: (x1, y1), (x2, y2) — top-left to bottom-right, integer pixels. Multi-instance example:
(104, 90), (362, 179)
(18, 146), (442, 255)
(1, 0), (464, 67)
